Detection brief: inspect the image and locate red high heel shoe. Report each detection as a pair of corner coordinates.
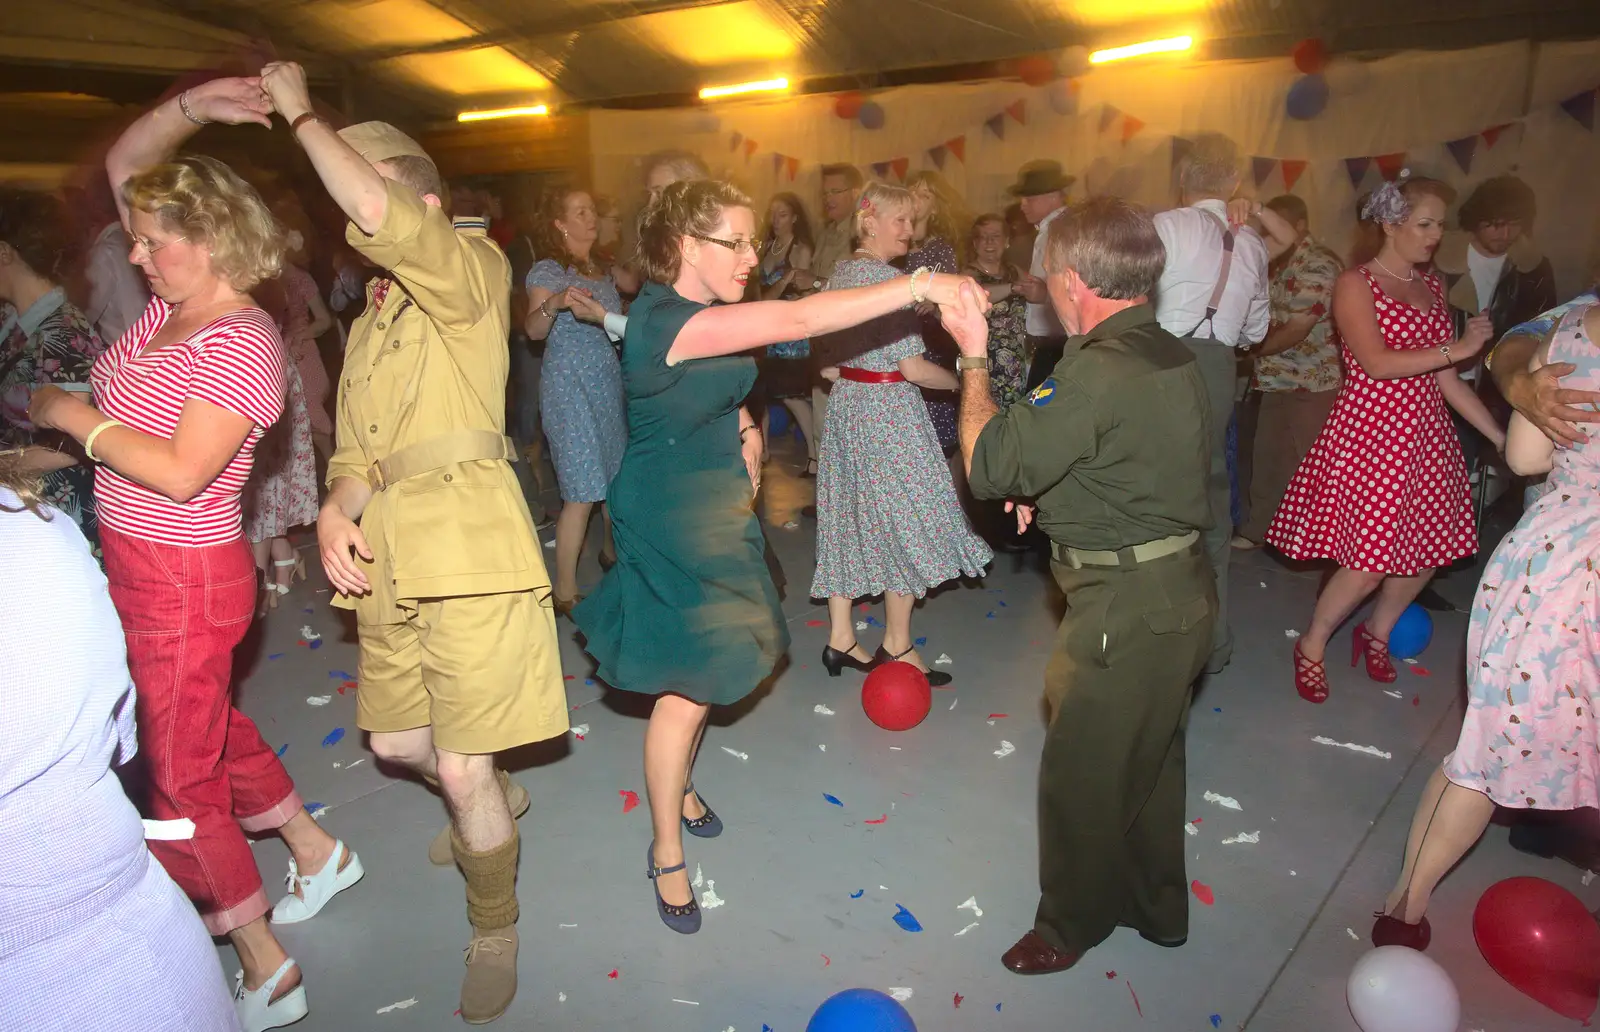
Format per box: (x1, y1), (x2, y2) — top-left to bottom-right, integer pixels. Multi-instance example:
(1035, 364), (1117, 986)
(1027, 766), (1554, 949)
(1293, 641), (1329, 704)
(1352, 622), (1398, 683)
(1370, 910), (1431, 950)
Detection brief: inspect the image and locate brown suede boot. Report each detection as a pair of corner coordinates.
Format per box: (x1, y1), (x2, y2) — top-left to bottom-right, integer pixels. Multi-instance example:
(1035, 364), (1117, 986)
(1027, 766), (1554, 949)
(428, 770), (530, 866)
(454, 830), (520, 1024)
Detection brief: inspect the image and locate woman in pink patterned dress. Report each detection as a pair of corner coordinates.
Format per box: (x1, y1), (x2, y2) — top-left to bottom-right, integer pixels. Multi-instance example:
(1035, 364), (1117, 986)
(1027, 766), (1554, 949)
(1372, 297), (1600, 950)
(1266, 177), (1503, 704)
(278, 252), (334, 458)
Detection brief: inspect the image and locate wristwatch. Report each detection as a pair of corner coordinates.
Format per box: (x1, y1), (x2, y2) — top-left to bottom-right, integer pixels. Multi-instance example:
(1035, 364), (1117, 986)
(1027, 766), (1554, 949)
(957, 355), (990, 371)
(1439, 344), (1453, 365)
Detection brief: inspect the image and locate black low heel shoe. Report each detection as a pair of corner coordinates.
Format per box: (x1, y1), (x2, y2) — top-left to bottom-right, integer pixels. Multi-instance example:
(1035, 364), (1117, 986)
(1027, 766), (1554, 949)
(821, 642), (880, 677)
(874, 645), (952, 687)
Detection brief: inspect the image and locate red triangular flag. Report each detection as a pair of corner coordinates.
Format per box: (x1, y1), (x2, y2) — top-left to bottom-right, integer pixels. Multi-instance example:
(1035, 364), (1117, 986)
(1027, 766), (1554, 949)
(1374, 152), (1406, 181)
(785, 155), (800, 181)
(890, 157), (910, 181)
(1006, 99), (1027, 125)
(1120, 115), (1145, 143)
(744, 138), (759, 160)
(947, 135), (966, 162)
(1481, 123), (1511, 148)
(1280, 159), (1307, 192)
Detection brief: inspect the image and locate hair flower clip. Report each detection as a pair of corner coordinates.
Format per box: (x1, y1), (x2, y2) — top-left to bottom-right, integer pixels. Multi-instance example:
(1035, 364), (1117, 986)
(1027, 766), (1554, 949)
(1361, 169), (1413, 225)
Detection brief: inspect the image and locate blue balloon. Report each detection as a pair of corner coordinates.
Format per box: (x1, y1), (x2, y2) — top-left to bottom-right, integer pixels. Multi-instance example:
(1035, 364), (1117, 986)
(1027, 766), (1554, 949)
(1286, 73), (1329, 120)
(807, 989), (917, 1032)
(768, 404), (790, 436)
(858, 100), (886, 130)
(1387, 603), (1434, 660)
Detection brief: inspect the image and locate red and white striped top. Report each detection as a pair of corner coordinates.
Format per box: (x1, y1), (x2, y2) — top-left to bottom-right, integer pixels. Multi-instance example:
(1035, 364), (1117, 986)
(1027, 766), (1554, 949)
(90, 298), (285, 547)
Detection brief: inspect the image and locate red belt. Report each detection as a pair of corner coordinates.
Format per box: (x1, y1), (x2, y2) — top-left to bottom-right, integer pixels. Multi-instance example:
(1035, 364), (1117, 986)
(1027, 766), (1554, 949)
(837, 367), (906, 384)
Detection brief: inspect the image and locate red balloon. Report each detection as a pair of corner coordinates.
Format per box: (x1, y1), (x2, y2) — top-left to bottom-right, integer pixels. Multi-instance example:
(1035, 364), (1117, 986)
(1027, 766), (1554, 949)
(1473, 876), (1600, 1020)
(834, 92), (865, 120)
(1291, 37), (1328, 75)
(861, 662), (932, 731)
(1017, 54), (1057, 87)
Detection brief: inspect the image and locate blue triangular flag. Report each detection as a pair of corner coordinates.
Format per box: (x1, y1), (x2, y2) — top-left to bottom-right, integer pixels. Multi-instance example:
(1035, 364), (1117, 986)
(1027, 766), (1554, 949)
(984, 113), (1006, 139)
(927, 144), (947, 170)
(1251, 156), (1277, 188)
(1344, 156), (1371, 188)
(1098, 104), (1121, 133)
(1445, 135), (1478, 174)
(870, 161), (892, 179)
(1559, 88), (1597, 131)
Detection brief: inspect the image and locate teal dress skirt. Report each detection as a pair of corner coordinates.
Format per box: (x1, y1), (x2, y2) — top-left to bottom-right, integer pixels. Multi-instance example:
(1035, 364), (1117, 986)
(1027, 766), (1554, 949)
(574, 283), (789, 704)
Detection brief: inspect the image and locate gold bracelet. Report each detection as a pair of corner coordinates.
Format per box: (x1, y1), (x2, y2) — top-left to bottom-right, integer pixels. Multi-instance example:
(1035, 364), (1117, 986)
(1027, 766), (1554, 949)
(84, 419), (124, 463)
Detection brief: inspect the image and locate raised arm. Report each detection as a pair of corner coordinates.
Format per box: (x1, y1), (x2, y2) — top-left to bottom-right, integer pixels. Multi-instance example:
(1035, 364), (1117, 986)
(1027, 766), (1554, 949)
(106, 77), (273, 229)
(1333, 269), (1489, 380)
(667, 271), (979, 365)
(260, 62), (390, 235)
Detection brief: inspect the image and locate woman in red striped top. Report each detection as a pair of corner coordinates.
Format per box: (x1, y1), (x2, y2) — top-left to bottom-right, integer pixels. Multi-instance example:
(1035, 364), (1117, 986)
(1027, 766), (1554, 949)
(28, 77), (361, 1032)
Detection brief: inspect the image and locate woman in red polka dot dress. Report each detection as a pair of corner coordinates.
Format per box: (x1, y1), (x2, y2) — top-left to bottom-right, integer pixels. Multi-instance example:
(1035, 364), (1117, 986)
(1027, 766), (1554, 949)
(1266, 176), (1504, 703)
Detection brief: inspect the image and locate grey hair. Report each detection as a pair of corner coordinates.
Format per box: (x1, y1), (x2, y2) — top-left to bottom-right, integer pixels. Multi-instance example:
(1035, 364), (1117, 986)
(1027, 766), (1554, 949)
(1178, 133), (1241, 199)
(1043, 197), (1166, 300)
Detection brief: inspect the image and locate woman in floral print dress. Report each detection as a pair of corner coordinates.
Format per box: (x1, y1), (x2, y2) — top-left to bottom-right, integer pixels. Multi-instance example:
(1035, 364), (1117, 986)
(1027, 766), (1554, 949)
(964, 213), (1029, 408)
(1373, 299), (1600, 951)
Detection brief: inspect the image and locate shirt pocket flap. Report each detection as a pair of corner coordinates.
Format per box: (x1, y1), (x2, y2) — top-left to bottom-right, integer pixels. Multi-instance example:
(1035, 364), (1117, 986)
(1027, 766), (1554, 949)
(1142, 595), (1212, 637)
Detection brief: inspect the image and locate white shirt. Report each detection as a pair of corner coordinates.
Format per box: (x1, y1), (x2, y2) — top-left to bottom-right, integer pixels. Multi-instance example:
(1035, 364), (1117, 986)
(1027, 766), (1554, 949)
(1466, 242), (1507, 314)
(1026, 206), (1066, 337)
(1152, 199), (1270, 346)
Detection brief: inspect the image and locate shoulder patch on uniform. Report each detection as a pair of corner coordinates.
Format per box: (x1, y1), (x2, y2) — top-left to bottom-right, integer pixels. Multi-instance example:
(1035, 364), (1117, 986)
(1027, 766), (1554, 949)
(1025, 377), (1056, 406)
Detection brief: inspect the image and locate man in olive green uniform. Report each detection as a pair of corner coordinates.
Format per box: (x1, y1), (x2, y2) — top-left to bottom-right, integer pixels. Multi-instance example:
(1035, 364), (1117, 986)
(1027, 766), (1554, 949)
(950, 196), (1217, 974)
(261, 63), (567, 1023)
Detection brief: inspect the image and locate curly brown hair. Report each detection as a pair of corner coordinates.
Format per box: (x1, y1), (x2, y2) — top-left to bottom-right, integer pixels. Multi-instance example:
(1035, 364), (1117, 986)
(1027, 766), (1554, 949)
(635, 179), (753, 285)
(533, 186), (603, 278)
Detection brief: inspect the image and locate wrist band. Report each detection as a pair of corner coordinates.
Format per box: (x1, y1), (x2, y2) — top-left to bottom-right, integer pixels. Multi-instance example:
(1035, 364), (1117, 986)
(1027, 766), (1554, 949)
(739, 425), (760, 440)
(84, 419), (124, 462)
(957, 355), (990, 371)
(178, 91), (210, 126)
(908, 266), (933, 304)
(290, 111), (325, 133)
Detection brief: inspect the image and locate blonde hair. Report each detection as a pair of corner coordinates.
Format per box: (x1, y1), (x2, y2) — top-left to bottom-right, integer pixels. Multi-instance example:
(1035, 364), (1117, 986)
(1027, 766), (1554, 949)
(853, 182), (914, 241)
(636, 178), (752, 284)
(0, 449), (49, 519)
(123, 155), (284, 291)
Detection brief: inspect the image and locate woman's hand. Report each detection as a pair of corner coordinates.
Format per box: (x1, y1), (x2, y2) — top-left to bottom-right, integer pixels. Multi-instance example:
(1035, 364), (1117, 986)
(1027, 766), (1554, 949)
(567, 288), (607, 325)
(1454, 314), (1494, 361)
(27, 385), (85, 432)
(1226, 196), (1260, 228)
(938, 280), (991, 358)
(923, 273), (991, 314)
(740, 427), (763, 493)
(1005, 500), (1035, 535)
(820, 366), (841, 381)
(189, 75), (275, 128)
(316, 503), (373, 596)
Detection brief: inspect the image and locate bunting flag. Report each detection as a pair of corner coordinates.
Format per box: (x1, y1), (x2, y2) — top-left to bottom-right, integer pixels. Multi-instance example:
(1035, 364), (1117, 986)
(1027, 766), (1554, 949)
(1098, 104), (1122, 133)
(1251, 156), (1277, 188)
(1171, 136), (1195, 169)
(729, 132), (743, 151)
(1120, 115), (1144, 143)
(1280, 159), (1307, 192)
(870, 161), (892, 180)
(1374, 152), (1407, 180)
(927, 143), (948, 170)
(772, 153), (784, 177)
(1481, 123), (1511, 148)
(1559, 87), (1597, 130)
(946, 135), (966, 162)
(984, 113), (1007, 139)
(890, 157), (910, 181)
(1005, 100), (1027, 125)
(784, 155), (800, 180)
(743, 138), (759, 160)
(1344, 156), (1371, 188)
(1445, 135), (1478, 174)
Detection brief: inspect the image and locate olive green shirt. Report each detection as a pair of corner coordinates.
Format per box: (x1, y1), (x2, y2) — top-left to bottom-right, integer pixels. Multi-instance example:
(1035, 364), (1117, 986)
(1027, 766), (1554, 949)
(969, 304), (1213, 550)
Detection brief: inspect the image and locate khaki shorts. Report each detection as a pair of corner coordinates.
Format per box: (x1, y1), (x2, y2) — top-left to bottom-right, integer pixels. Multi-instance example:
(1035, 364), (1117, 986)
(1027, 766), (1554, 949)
(356, 590), (569, 754)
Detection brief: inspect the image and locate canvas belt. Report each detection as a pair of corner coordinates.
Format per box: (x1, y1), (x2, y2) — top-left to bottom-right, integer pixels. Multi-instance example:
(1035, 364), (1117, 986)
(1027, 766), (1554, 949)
(1052, 530), (1200, 570)
(366, 430), (516, 492)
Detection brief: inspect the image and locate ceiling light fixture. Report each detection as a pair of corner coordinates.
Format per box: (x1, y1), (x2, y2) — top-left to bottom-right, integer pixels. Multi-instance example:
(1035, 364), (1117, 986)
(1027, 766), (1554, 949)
(698, 77), (789, 100)
(456, 104), (549, 122)
(1089, 35), (1194, 65)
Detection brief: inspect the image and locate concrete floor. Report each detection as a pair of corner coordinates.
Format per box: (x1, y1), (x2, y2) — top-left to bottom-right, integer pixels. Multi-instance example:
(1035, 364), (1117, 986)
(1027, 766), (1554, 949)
(225, 438), (1598, 1032)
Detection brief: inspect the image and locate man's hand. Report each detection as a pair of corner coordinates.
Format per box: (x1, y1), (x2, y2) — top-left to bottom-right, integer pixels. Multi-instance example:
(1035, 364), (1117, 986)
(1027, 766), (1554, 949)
(939, 280), (991, 358)
(316, 503), (373, 596)
(1507, 361), (1600, 446)
(1015, 274), (1047, 304)
(186, 76), (273, 128)
(1005, 500), (1035, 535)
(259, 62), (315, 123)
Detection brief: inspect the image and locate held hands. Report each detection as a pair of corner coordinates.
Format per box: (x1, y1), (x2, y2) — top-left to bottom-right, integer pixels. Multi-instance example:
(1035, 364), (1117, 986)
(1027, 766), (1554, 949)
(565, 287), (606, 325)
(186, 76), (274, 128)
(923, 273), (991, 314)
(938, 280), (991, 358)
(316, 503), (373, 596)
(258, 62), (315, 124)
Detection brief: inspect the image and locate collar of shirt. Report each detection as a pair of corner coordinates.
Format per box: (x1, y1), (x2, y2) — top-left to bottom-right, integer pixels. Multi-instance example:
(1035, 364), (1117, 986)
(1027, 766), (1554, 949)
(16, 286), (67, 338)
(1066, 303), (1157, 350)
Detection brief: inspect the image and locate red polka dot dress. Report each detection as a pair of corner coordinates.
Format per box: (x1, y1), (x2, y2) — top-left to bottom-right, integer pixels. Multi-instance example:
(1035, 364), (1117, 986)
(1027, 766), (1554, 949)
(1265, 267), (1476, 575)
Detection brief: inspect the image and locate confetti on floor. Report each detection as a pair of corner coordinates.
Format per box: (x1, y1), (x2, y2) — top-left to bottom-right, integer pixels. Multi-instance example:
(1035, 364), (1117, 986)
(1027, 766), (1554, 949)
(958, 896), (983, 917)
(619, 790), (639, 814)
(953, 992), (964, 1009)
(1412, 665), (1432, 676)
(892, 904), (923, 932)
(1203, 790), (1243, 811)
(934, 653), (953, 665)
(850, 889), (864, 898)
(1283, 628), (1301, 639)
(915, 637), (927, 646)
(813, 703), (835, 715)
(560, 923), (577, 929)
(337, 680), (355, 695)
(887, 988), (913, 1002)
(321, 727), (346, 748)
(1191, 880), (1215, 905)
(570, 724), (590, 740)
(805, 619), (825, 627)
(994, 740), (1016, 758)
(300, 626), (321, 641)
(1184, 822), (1199, 836)
(558, 992), (567, 1001)
(1383, 689), (1403, 698)
(375, 998), (416, 1014)
(1127, 981), (1143, 1018)
(819, 744), (826, 751)
(267, 653), (284, 661)
(987, 713), (1008, 720)
(328, 670), (354, 680)
(671, 999), (699, 1006)
(1347, 928), (1359, 940)
(1583, 868), (1596, 886)
(864, 814), (889, 824)
(607, 970), (618, 979)
(948, 698), (957, 711)
(1312, 736), (1392, 759)
(306, 695), (332, 706)
(720, 746), (749, 761)
(856, 621), (869, 630)
(1412, 696), (1420, 706)
(954, 922), (980, 936)
(1222, 831), (1261, 845)
(1211, 1016), (1223, 1028)
(275, 744), (289, 757)
(824, 794), (844, 807)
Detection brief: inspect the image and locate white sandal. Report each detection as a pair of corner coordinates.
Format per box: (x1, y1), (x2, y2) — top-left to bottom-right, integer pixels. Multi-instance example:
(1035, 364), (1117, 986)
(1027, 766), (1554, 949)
(234, 956), (308, 1032)
(271, 840), (364, 924)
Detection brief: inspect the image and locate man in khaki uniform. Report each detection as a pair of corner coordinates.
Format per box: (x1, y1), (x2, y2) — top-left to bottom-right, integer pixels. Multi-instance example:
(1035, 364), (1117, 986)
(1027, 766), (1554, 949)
(261, 63), (566, 1024)
(948, 197), (1216, 975)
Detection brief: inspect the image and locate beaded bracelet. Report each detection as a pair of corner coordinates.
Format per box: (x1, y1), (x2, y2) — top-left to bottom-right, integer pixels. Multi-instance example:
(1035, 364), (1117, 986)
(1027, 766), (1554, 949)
(178, 91), (210, 126)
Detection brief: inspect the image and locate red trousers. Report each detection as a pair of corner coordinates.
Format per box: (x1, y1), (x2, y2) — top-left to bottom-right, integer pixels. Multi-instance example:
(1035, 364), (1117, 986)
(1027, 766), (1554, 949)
(100, 526), (302, 935)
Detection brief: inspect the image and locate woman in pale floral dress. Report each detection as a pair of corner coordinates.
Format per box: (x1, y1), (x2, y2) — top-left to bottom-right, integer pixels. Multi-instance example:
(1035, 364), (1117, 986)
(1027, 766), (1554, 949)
(1373, 298), (1600, 952)
(811, 183), (992, 684)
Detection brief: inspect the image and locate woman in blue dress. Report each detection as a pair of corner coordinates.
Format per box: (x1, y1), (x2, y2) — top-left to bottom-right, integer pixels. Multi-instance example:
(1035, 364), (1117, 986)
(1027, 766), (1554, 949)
(574, 179), (980, 933)
(525, 187), (626, 611)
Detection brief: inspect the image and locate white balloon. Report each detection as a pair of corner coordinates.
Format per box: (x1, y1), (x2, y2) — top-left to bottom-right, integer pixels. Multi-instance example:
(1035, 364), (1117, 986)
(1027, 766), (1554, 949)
(1347, 946), (1460, 1032)
(1060, 45), (1091, 79)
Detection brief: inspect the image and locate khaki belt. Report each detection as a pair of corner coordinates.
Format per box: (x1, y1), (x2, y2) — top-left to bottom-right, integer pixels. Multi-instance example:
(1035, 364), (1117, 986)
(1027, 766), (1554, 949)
(1052, 530), (1200, 570)
(366, 430), (516, 491)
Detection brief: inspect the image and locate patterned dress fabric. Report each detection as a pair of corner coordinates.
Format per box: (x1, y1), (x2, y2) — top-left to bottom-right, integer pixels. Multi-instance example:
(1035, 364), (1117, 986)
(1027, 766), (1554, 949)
(1444, 303), (1600, 810)
(810, 257), (992, 599)
(529, 259), (626, 502)
(0, 289), (103, 552)
(575, 283), (788, 705)
(1253, 236), (1344, 393)
(280, 264), (332, 437)
(904, 238), (960, 449)
(243, 360), (318, 541)
(968, 266), (1029, 408)
(1266, 268), (1476, 574)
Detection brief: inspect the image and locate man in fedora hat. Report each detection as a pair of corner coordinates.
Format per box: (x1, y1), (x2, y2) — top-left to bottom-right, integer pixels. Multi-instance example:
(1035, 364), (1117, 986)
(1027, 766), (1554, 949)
(259, 61), (568, 1024)
(1007, 159), (1076, 389)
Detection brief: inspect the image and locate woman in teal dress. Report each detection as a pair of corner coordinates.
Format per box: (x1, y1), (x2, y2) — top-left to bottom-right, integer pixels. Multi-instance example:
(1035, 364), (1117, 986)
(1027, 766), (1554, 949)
(573, 179), (979, 934)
